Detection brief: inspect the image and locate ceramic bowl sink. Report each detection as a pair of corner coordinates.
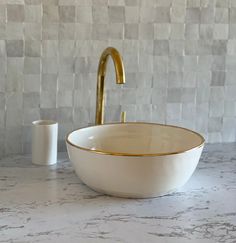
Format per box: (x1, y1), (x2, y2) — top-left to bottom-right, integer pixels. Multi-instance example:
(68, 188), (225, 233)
(66, 122), (204, 198)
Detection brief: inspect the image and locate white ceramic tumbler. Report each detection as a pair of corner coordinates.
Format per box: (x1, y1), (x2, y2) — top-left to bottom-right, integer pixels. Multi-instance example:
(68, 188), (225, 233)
(32, 120), (58, 165)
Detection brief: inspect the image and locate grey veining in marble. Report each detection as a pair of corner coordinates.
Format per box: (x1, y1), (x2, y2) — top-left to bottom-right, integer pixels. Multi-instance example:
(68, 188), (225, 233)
(0, 143), (236, 243)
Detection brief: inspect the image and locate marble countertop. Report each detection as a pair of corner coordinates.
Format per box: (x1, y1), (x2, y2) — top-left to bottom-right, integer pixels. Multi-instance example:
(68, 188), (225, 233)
(0, 143), (236, 243)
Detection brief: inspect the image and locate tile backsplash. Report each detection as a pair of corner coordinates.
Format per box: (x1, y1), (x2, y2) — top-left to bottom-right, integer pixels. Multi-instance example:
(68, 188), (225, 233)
(0, 0), (236, 157)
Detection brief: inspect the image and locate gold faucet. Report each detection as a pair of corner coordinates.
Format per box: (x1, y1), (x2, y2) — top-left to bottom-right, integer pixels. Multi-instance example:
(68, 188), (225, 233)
(95, 47), (126, 125)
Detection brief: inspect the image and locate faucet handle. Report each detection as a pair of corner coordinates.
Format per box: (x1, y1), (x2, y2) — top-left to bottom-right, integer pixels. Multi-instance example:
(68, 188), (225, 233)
(121, 111), (126, 123)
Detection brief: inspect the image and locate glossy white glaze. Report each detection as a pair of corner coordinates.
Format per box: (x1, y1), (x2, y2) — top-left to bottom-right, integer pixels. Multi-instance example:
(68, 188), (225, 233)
(66, 123), (204, 198)
(67, 123), (204, 155)
(32, 120), (58, 165)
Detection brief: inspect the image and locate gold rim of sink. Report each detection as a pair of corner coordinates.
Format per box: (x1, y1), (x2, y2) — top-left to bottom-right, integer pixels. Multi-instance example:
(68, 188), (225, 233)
(66, 122), (205, 157)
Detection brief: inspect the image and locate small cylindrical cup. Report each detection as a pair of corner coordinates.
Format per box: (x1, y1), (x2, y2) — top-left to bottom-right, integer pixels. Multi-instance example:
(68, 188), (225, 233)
(32, 120), (58, 165)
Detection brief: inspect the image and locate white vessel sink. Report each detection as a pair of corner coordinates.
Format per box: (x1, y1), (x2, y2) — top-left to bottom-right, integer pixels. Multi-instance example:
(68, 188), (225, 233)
(66, 122), (204, 198)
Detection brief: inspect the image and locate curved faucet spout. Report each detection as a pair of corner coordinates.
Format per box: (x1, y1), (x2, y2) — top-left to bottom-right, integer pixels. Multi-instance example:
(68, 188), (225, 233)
(95, 47), (125, 125)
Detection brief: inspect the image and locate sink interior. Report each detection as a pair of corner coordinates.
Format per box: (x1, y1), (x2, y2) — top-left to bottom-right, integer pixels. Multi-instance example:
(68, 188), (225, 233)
(67, 123), (204, 156)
